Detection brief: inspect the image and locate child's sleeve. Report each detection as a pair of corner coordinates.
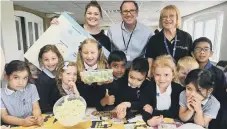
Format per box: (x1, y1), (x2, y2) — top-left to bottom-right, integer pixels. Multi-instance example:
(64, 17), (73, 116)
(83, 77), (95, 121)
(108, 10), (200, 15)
(179, 91), (187, 108)
(1, 98), (6, 109)
(30, 84), (40, 103)
(204, 99), (220, 119)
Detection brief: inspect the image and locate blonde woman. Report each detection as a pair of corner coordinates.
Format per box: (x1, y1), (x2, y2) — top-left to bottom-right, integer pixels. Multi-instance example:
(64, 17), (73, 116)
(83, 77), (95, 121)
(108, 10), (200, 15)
(146, 5), (193, 78)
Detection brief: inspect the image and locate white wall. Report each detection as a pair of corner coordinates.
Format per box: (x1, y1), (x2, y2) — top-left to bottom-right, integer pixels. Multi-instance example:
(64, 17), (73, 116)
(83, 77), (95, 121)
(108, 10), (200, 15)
(1, 1), (23, 63)
(182, 2), (227, 61)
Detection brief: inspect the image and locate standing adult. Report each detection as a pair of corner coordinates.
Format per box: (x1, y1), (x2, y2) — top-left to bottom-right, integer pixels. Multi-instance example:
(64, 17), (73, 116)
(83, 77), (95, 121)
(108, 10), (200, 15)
(51, 1), (111, 52)
(107, 1), (153, 63)
(145, 5), (192, 77)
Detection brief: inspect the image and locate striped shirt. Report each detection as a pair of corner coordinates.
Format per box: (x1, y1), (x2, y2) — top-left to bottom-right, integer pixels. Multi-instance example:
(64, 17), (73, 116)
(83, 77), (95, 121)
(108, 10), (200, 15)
(1, 83), (40, 118)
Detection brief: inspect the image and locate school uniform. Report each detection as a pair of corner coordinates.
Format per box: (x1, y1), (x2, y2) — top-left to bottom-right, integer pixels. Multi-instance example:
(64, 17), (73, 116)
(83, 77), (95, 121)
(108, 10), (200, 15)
(35, 69), (60, 113)
(96, 73), (128, 111)
(145, 29), (192, 62)
(179, 90), (220, 128)
(117, 74), (151, 119)
(204, 61), (227, 129)
(1, 83), (39, 119)
(140, 79), (184, 123)
(76, 63), (106, 109)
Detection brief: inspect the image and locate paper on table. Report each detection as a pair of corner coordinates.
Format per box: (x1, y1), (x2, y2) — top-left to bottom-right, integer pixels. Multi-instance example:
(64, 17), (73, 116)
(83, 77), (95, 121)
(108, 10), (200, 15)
(83, 108), (100, 121)
(127, 115), (144, 123)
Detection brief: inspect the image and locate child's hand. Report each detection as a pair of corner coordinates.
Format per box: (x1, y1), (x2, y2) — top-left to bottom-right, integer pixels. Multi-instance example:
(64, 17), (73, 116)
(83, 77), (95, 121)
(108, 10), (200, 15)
(115, 105), (127, 119)
(36, 116), (44, 126)
(191, 96), (202, 113)
(187, 96), (195, 111)
(102, 89), (115, 105)
(68, 81), (80, 97)
(50, 18), (59, 25)
(97, 79), (113, 86)
(22, 116), (37, 127)
(143, 104), (153, 114)
(147, 115), (163, 127)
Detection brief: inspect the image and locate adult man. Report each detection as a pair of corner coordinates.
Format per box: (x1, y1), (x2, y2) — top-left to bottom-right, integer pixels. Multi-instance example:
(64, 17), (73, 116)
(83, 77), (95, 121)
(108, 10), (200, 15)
(107, 1), (153, 64)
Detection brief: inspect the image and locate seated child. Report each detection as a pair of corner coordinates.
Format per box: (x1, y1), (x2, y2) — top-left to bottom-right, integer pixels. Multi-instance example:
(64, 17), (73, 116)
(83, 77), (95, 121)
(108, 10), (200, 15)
(140, 55), (184, 127)
(98, 50), (127, 111)
(1, 60), (43, 127)
(76, 38), (111, 108)
(35, 45), (63, 113)
(179, 69), (220, 128)
(27, 62), (41, 84)
(176, 56), (199, 86)
(115, 57), (150, 119)
(191, 37), (227, 129)
(55, 61), (80, 97)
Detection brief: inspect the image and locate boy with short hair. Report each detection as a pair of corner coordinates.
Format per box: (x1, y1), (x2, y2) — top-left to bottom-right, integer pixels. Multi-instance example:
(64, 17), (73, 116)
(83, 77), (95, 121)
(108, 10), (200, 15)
(176, 56), (199, 86)
(191, 37), (227, 129)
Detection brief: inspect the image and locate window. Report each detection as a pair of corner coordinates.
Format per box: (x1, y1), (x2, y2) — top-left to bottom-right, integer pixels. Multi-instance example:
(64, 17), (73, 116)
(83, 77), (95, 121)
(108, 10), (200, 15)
(183, 12), (224, 62)
(15, 21), (21, 50)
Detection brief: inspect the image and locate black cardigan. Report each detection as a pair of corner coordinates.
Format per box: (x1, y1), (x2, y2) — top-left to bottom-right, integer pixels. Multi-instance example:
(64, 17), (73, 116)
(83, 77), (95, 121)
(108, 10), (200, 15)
(35, 71), (60, 113)
(140, 79), (184, 123)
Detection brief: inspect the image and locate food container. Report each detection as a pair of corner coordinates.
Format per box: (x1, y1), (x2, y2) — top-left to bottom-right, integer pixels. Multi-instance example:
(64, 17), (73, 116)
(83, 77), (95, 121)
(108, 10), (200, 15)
(53, 94), (87, 126)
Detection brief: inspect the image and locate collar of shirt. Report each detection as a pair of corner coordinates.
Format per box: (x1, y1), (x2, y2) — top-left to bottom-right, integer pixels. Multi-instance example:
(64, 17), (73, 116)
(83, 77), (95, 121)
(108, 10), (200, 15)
(122, 21), (140, 32)
(43, 68), (55, 78)
(204, 60), (213, 69)
(156, 84), (172, 96)
(84, 62), (98, 71)
(128, 83), (141, 88)
(201, 95), (211, 105)
(4, 84), (25, 95)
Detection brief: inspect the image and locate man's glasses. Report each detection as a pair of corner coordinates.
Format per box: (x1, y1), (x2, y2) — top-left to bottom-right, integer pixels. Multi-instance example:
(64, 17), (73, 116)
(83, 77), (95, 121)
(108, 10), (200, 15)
(121, 9), (137, 15)
(194, 47), (211, 53)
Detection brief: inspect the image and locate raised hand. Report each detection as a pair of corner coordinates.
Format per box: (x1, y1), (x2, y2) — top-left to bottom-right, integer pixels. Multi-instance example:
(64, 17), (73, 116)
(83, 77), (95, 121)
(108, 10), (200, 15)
(143, 104), (153, 114)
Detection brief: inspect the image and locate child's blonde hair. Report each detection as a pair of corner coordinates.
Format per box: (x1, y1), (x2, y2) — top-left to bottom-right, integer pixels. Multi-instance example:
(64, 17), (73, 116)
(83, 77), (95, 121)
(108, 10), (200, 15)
(177, 56), (199, 71)
(76, 38), (107, 76)
(56, 61), (77, 96)
(152, 55), (177, 79)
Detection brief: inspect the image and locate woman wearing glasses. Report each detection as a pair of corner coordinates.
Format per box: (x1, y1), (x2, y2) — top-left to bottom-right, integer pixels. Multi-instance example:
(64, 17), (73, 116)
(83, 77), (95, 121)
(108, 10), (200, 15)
(51, 1), (111, 52)
(145, 5), (192, 78)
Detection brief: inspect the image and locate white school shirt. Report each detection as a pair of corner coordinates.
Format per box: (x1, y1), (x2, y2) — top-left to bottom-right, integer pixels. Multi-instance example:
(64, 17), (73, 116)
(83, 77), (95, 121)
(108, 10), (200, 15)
(156, 84), (172, 110)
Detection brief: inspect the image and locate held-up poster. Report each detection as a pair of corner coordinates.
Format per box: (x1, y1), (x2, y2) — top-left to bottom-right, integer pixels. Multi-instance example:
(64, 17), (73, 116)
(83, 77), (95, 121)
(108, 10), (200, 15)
(24, 12), (109, 70)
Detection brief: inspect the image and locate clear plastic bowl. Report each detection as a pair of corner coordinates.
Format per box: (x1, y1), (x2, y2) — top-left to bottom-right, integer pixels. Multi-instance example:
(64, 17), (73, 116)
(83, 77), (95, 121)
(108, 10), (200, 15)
(53, 94), (87, 126)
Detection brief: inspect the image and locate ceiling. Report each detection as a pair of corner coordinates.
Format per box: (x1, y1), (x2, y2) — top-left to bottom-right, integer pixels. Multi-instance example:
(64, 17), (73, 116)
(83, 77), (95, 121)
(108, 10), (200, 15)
(12, 0), (225, 27)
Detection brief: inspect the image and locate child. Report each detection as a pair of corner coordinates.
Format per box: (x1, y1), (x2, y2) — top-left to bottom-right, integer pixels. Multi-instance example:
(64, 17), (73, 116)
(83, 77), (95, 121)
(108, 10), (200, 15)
(35, 45), (63, 113)
(107, 50), (127, 80)
(97, 50), (127, 111)
(115, 57), (150, 119)
(1, 60), (43, 126)
(179, 69), (220, 128)
(76, 38), (110, 108)
(55, 61), (80, 97)
(176, 56), (199, 86)
(140, 55), (184, 126)
(27, 62), (41, 84)
(191, 37), (227, 129)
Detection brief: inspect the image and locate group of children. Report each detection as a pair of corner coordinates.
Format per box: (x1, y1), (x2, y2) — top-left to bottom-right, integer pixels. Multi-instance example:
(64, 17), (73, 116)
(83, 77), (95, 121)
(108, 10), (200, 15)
(1, 37), (226, 129)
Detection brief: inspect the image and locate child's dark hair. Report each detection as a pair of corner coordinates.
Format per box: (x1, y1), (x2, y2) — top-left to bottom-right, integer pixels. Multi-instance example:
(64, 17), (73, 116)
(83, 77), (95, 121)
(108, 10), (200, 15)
(185, 69), (214, 92)
(5, 60), (31, 76)
(192, 37), (213, 52)
(130, 57), (149, 76)
(108, 50), (127, 65)
(38, 45), (63, 67)
(120, 1), (138, 12)
(85, 1), (103, 18)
